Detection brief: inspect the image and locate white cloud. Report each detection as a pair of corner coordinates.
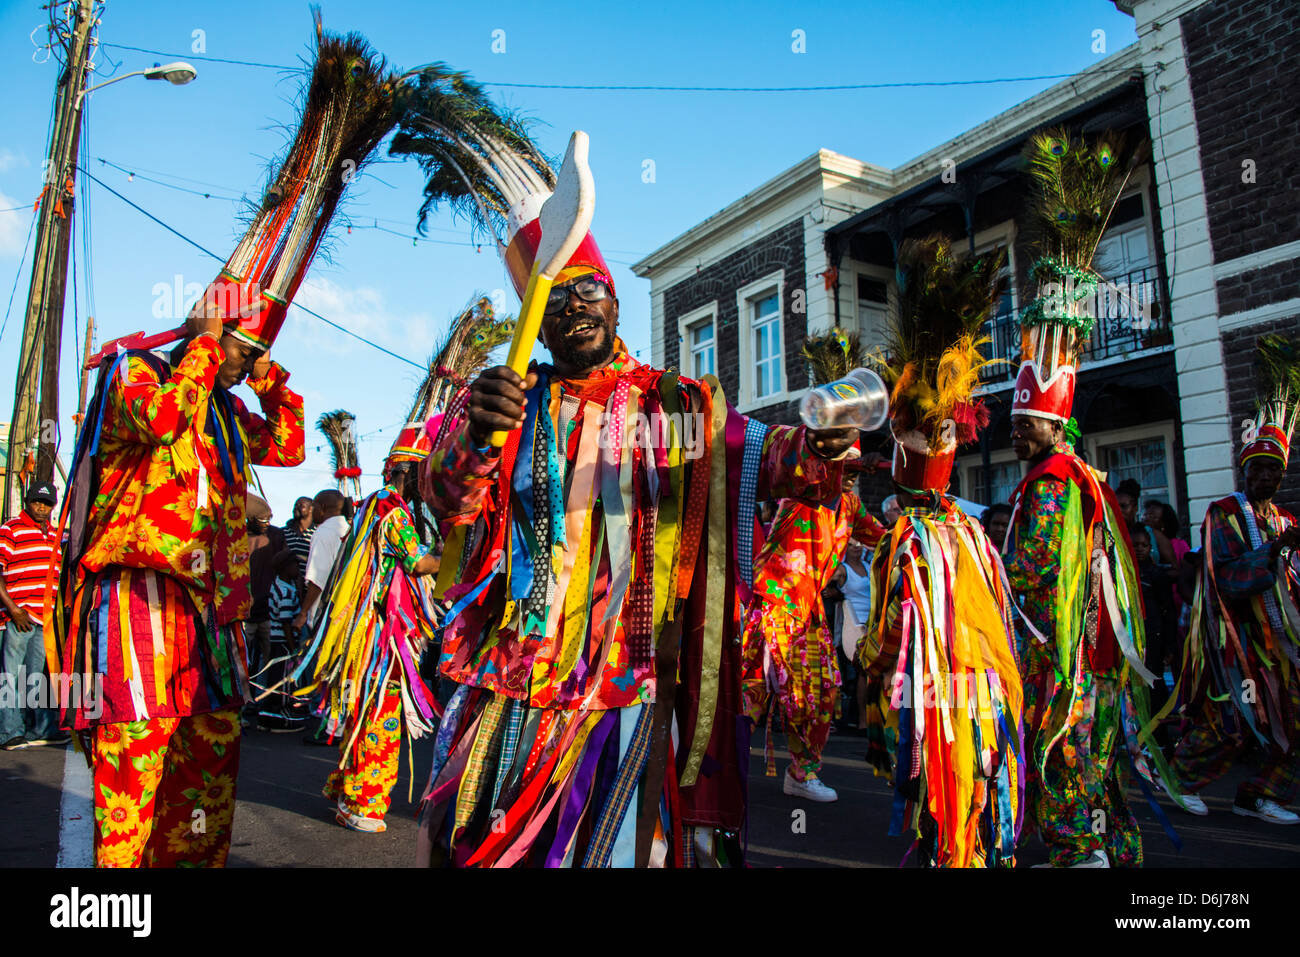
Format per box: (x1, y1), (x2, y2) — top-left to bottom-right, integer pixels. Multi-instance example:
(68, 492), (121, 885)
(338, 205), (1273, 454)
(0, 190), (30, 258)
(0, 150), (27, 174)
(287, 276), (436, 360)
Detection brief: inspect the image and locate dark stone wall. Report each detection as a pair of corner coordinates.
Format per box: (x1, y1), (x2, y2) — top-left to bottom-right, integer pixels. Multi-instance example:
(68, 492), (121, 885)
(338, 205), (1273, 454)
(659, 219), (807, 426)
(1215, 258), (1300, 317)
(1222, 316), (1300, 517)
(1182, 0), (1300, 262)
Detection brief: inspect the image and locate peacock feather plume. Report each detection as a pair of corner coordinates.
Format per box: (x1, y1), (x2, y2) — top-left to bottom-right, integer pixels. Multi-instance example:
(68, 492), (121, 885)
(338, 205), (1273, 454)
(870, 234), (1005, 446)
(407, 294), (515, 427)
(802, 327), (863, 386)
(389, 66), (554, 249)
(1019, 126), (1149, 339)
(225, 11), (401, 306)
(317, 409), (361, 497)
(1255, 333), (1300, 446)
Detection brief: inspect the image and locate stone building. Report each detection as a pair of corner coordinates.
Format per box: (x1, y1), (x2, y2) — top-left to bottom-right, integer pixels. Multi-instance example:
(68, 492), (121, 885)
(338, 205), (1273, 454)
(633, 0), (1299, 536)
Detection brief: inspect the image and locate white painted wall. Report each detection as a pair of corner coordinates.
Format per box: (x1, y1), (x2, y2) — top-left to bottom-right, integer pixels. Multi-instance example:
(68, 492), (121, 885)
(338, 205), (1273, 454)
(1129, 0), (1231, 541)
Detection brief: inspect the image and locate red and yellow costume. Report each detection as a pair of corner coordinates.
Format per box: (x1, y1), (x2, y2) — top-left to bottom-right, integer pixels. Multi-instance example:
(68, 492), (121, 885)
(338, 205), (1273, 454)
(50, 335), (303, 867)
(853, 237), (1024, 866)
(742, 491), (883, 779)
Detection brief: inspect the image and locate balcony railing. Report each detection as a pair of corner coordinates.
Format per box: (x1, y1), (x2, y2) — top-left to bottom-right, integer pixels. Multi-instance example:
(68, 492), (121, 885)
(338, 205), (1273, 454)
(979, 265), (1172, 383)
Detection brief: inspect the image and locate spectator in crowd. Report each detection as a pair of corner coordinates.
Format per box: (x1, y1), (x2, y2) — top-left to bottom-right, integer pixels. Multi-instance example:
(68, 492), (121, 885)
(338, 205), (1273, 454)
(881, 494), (903, 527)
(282, 495), (315, 592)
(257, 550), (305, 732)
(293, 489), (353, 636)
(980, 503), (1013, 552)
(1132, 527), (1177, 749)
(293, 490), (353, 745)
(1114, 478), (1142, 529)
(244, 495), (284, 683)
(0, 482), (69, 750)
(836, 537), (873, 735)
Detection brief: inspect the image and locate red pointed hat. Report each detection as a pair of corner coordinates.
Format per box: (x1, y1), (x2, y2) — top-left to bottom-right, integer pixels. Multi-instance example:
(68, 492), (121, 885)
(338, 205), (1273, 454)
(202, 274), (289, 353)
(1010, 359), (1076, 423)
(501, 195), (613, 299)
(386, 421), (433, 465)
(1240, 424), (1289, 468)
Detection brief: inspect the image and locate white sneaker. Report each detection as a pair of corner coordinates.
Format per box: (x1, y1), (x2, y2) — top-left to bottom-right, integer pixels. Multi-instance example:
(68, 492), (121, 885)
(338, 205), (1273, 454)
(1178, 793), (1210, 816)
(1233, 798), (1299, 825)
(1068, 850), (1111, 868)
(1031, 849), (1110, 868)
(783, 770), (838, 803)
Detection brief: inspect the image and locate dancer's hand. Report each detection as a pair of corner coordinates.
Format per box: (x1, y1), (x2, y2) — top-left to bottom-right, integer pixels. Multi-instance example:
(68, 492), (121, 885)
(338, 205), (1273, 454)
(806, 426), (858, 459)
(465, 366), (539, 447)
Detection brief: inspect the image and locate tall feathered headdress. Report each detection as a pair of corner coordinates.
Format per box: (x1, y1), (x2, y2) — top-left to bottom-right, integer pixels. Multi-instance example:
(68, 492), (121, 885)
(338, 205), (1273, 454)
(389, 67), (613, 300)
(387, 294), (513, 466)
(318, 409), (361, 500)
(802, 327), (864, 387)
(207, 12), (401, 351)
(870, 235), (1005, 491)
(1013, 127), (1148, 422)
(1242, 333), (1300, 468)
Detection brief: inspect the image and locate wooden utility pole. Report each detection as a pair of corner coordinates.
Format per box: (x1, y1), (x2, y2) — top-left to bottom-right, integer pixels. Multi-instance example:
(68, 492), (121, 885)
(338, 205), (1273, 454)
(4, 0), (96, 517)
(73, 314), (95, 442)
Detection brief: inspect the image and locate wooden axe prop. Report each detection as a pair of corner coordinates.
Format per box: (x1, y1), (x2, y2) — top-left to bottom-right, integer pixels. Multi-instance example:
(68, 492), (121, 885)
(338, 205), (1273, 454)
(84, 323), (187, 369)
(489, 130), (595, 448)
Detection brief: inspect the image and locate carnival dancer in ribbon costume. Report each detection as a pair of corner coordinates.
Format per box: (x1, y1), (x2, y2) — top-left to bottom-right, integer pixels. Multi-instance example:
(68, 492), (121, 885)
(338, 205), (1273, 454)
(46, 21), (396, 868)
(397, 135), (857, 868)
(740, 329), (887, 803)
(1004, 129), (1177, 868)
(1172, 335), (1300, 824)
(294, 297), (512, 832)
(853, 236), (1024, 867)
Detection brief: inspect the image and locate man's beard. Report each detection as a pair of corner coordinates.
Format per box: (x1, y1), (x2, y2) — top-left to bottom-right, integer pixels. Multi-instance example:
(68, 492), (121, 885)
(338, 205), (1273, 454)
(547, 324), (615, 373)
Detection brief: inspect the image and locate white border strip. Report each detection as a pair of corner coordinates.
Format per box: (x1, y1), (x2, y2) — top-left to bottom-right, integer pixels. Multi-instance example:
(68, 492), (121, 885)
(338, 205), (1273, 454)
(56, 745), (93, 868)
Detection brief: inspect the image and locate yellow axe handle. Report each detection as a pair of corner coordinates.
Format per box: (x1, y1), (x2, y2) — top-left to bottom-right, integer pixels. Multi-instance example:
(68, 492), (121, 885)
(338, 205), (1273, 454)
(489, 265), (552, 448)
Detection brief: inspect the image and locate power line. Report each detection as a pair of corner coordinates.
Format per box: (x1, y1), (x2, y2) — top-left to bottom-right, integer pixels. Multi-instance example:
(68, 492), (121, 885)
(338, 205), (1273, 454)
(100, 42), (293, 71)
(77, 166), (427, 371)
(95, 157), (243, 202)
(98, 41), (1139, 92)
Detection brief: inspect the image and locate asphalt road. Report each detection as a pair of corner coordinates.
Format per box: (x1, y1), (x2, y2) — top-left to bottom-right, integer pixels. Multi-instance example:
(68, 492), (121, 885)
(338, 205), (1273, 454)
(3, 725), (1298, 868)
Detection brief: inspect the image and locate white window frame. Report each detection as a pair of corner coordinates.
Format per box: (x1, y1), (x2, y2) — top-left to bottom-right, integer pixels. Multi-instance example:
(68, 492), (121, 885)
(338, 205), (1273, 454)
(676, 300), (718, 380)
(850, 265), (892, 346)
(736, 270), (790, 412)
(1083, 421), (1179, 513)
(955, 448), (1026, 506)
(970, 220), (1020, 316)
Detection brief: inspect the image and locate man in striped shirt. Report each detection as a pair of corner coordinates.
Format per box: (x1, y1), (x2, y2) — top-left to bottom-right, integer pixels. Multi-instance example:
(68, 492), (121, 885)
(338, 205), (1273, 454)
(0, 482), (68, 750)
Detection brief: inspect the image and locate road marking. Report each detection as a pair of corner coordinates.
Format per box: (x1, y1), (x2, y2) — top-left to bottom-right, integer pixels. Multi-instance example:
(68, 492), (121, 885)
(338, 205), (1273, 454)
(56, 745), (93, 868)
(745, 843), (882, 868)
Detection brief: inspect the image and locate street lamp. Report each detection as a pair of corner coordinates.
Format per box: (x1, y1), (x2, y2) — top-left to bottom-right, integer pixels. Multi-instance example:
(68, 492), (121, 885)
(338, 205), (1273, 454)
(77, 61), (198, 105)
(5, 51), (199, 516)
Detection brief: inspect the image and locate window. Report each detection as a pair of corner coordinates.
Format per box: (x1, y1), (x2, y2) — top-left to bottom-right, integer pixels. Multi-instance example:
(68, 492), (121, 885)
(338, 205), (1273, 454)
(856, 274), (888, 343)
(973, 460), (1023, 506)
(1100, 437), (1169, 503)
(688, 319), (715, 378)
(675, 302), (717, 380)
(751, 291), (782, 400)
(735, 271), (786, 410)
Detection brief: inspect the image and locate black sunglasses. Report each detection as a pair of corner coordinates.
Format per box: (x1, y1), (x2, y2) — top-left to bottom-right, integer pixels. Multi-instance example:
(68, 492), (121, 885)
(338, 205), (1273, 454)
(544, 277), (610, 316)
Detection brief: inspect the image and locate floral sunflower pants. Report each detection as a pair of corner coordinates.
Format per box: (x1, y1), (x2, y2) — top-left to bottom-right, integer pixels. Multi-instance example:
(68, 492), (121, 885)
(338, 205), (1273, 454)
(1022, 642), (1141, 867)
(324, 683), (403, 820)
(91, 709), (241, 868)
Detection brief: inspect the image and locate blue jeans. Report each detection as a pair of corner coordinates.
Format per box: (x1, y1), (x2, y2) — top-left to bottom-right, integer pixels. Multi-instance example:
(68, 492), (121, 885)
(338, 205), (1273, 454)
(0, 619), (57, 741)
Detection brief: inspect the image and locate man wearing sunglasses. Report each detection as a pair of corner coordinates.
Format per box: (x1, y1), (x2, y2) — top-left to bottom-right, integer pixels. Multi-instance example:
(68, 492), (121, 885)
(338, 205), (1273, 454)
(418, 220), (857, 869)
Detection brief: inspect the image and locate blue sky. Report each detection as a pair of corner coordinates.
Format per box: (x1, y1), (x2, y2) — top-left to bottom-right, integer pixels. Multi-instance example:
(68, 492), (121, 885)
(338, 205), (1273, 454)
(0, 0), (1138, 520)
